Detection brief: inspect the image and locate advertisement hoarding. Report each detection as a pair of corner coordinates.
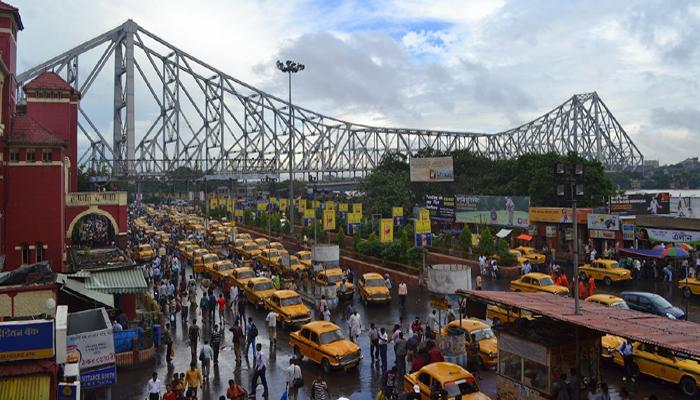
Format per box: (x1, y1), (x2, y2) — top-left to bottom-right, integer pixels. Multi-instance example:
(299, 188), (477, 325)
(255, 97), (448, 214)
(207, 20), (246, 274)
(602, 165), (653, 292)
(638, 227), (700, 246)
(610, 193), (670, 215)
(586, 214), (620, 231)
(529, 207), (592, 224)
(67, 328), (115, 369)
(410, 156), (454, 182)
(0, 320), (54, 361)
(622, 224), (635, 241)
(425, 195), (455, 221)
(455, 195), (530, 228)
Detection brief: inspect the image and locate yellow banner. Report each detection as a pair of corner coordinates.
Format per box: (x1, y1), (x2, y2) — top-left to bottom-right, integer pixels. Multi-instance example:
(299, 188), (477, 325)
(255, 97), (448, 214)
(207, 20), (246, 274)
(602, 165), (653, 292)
(298, 199), (307, 212)
(269, 196), (277, 205)
(234, 209), (244, 217)
(257, 202), (268, 211)
(392, 207), (404, 217)
(415, 219), (431, 234)
(304, 209), (316, 218)
(313, 200), (321, 209)
(339, 203), (349, 212)
(280, 198), (288, 210)
(209, 198), (217, 209)
(323, 210), (336, 231)
(380, 218), (393, 243)
(347, 212), (362, 224)
(418, 209), (430, 222)
(353, 203), (363, 214)
(325, 201), (335, 211)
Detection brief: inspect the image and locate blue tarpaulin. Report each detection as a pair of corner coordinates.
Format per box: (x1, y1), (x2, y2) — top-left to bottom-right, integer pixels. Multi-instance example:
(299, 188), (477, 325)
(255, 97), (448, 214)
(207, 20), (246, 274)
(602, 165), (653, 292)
(618, 248), (664, 259)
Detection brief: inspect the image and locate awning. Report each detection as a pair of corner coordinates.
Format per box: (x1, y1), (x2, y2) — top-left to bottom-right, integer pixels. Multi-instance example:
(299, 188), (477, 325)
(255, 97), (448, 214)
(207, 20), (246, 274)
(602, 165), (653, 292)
(56, 274), (114, 308)
(617, 248), (664, 259)
(0, 374), (51, 400)
(496, 229), (512, 238)
(84, 269), (148, 294)
(515, 234), (532, 241)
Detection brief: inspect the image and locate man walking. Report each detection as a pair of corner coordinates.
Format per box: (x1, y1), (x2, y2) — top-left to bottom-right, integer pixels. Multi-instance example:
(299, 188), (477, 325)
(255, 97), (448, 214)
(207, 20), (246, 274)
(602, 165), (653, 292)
(368, 323), (380, 364)
(146, 372), (162, 400)
(286, 357), (303, 400)
(199, 340), (213, 381)
(468, 333), (481, 379)
(210, 324), (222, 365)
(251, 343), (269, 399)
(378, 327), (389, 371)
(348, 311), (362, 343)
(265, 309), (278, 349)
(394, 331), (407, 376)
(188, 319), (200, 361)
(617, 340), (635, 382)
(164, 322), (174, 364)
(245, 317), (258, 365)
(398, 281), (408, 309)
(228, 318), (244, 365)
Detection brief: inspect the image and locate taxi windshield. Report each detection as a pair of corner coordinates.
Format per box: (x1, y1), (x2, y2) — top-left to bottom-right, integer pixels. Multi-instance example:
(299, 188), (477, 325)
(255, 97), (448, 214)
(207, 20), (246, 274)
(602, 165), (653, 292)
(237, 270), (254, 279)
(204, 255), (218, 262)
(444, 378), (479, 396)
(140, 245), (152, 250)
(319, 329), (344, 345)
(255, 282), (274, 291)
(471, 328), (495, 341)
(610, 301), (629, 309)
(327, 274), (343, 284)
(298, 253), (311, 260)
(366, 279), (385, 287)
(607, 262), (621, 269)
(281, 297), (302, 307)
(244, 244), (258, 251)
(216, 263), (234, 271)
(538, 277), (555, 286)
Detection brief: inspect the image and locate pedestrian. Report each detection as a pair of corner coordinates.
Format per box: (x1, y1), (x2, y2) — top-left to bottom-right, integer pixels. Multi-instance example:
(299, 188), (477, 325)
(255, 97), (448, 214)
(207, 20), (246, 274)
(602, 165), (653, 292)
(199, 294), (209, 326)
(368, 323), (380, 364)
(446, 305), (456, 324)
(311, 376), (330, 400)
(163, 382), (177, 400)
(567, 368), (580, 400)
(398, 384), (422, 400)
(322, 305), (331, 321)
(217, 293), (226, 325)
(228, 318), (244, 364)
(381, 366), (399, 398)
(181, 298), (189, 324)
(184, 362), (203, 398)
(188, 319), (200, 361)
(587, 379), (602, 400)
(286, 357), (303, 400)
(164, 322), (174, 364)
(208, 290), (217, 324)
(394, 331), (407, 376)
(251, 343), (269, 399)
(411, 316), (423, 338)
(225, 378), (247, 400)
(428, 310), (439, 331)
(199, 340), (213, 381)
(398, 281), (408, 309)
(475, 275), (483, 290)
(265, 309), (278, 348)
(384, 273), (393, 291)
(587, 276), (596, 297)
(578, 279), (586, 300)
(113, 320), (123, 331)
(176, 373), (186, 398)
(230, 284), (238, 312)
(237, 294), (247, 328)
(348, 311), (362, 343)
(210, 325), (222, 365)
(245, 317), (258, 365)
(553, 373), (569, 400)
(146, 372), (162, 400)
(378, 327), (389, 371)
(617, 340), (635, 382)
(468, 333), (481, 379)
(600, 382), (610, 400)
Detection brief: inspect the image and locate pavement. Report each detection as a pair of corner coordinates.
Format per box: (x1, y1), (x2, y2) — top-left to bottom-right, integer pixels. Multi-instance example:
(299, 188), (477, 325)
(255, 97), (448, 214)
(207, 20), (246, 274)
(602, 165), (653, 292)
(113, 263), (698, 400)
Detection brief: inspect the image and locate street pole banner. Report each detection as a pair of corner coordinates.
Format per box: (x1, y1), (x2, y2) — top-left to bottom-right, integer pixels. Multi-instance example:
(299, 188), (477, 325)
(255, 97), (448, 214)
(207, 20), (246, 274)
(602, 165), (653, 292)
(325, 201), (336, 211)
(323, 210), (336, 231)
(298, 200), (307, 212)
(380, 218), (393, 243)
(353, 203), (363, 215)
(339, 203), (349, 212)
(280, 198), (288, 211)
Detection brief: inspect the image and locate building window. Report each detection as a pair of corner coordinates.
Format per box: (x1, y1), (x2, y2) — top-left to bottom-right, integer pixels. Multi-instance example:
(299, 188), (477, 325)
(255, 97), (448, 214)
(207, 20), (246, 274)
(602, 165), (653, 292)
(36, 242), (44, 262)
(26, 149), (36, 162)
(42, 149), (52, 162)
(20, 243), (30, 265)
(9, 149), (19, 162)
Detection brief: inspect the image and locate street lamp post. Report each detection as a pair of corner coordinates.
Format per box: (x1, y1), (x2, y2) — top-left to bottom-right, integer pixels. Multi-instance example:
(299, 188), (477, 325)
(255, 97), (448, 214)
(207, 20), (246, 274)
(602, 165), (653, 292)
(556, 162), (584, 314)
(276, 59), (305, 235)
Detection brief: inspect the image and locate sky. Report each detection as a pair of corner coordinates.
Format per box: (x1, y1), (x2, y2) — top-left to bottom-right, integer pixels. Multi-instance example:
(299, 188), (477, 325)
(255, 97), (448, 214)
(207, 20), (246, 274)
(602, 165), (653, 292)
(12, 0), (700, 164)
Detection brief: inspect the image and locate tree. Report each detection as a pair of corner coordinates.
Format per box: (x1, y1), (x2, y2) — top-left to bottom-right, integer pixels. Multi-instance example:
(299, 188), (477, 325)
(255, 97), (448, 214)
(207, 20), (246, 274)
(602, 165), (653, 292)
(458, 225), (473, 253)
(336, 228), (346, 249)
(381, 242), (402, 262)
(353, 231), (362, 251)
(478, 228), (495, 256)
(399, 228), (411, 256)
(496, 238), (516, 266)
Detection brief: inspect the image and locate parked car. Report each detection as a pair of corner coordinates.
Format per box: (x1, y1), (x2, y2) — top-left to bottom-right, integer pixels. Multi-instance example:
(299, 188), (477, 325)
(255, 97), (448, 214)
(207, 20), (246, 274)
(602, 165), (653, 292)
(579, 259), (631, 285)
(620, 291), (686, 320)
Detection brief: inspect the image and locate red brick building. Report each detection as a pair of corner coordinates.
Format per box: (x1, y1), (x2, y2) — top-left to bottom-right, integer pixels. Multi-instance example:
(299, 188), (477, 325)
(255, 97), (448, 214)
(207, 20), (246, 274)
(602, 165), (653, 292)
(0, 2), (127, 272)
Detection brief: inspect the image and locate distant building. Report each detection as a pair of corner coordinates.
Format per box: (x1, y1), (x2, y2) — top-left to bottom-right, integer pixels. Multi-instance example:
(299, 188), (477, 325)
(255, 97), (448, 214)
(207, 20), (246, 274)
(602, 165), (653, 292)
(681, 157), (699, 168)
(643, 159), (659, 169)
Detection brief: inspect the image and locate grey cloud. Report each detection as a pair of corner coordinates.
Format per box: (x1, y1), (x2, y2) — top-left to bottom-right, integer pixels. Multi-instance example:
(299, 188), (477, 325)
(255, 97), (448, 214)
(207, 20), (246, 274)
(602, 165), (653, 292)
(651, 107), (700, 132)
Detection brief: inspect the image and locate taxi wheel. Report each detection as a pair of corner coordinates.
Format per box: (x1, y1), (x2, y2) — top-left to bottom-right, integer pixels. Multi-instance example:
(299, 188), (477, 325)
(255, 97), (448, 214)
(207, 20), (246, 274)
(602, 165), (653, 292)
(321, 358), (331, 374)
(683, 287), (693, 299)
(603, 277), (612, 286)
(680, 376), (698, 397)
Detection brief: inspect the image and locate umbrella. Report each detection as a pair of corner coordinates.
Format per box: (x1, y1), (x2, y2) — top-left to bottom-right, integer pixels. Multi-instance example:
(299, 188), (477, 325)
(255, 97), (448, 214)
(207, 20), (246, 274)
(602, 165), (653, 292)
(516, 234), (533, 241)
(651, 244), (666, 251)
(660, 246), (688, 258)
(679, 243), (694, 251)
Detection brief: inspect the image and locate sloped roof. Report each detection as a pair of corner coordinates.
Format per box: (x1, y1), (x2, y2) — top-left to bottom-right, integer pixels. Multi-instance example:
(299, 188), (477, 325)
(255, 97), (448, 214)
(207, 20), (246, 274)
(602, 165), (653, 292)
(84, 269), (148, 294)
(0, 2), (23, 31)
(24, 71), (79, 95)
(9, 113), (65, 146)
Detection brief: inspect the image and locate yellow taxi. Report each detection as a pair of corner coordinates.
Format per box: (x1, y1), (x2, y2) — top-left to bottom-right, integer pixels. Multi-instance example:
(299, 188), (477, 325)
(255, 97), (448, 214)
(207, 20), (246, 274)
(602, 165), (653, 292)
(244, 277), (276, 307)
(156, 231), (171, 245)
(254, 237), (270, 248)
(441, 319), (498, 367)
(486, 305), (534, 326)
(270, 242), (285, 251)
(257, 248), (281, 268)
(612, 342), (700, 396)
(133, 244), (155, 262)
(404, 362), (490, 400)
(229, 238), (248, 255)
(264, 290), (312, 328)
(358, 272), (391, 304)
(579, 259), (632, 286)
(208, 259), (236, 281)
(193, 253), (219, 274)
(285, 255), (308, 274)
(183, 244), (200, 261)
(289, 321), (361, 373)
(144, 226), (156, 237)
(237, 233), (252, 241)
(679, 278), (700, 298)
(240, 242), (262, 259)
(585, 295), (627, 359)
(510, 272), (569, 296)
(316, 268), (354, 300)
(296, 250), (312, 268)
(230, 266), (256, 289)
(210, 230), (227, 246)
(176, 240), (192, 254)
(492, 249), (528, 267)
(514, 246), (546, 264)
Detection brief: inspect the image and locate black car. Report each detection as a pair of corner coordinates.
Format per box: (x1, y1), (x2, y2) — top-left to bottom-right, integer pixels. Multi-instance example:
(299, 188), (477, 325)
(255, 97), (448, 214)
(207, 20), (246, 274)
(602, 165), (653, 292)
(620, 291), (686, 320)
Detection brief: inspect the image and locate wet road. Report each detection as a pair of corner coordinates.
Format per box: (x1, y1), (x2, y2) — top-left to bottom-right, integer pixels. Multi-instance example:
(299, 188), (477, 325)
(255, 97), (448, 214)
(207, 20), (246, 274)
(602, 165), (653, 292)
(114, 266), (700, 400)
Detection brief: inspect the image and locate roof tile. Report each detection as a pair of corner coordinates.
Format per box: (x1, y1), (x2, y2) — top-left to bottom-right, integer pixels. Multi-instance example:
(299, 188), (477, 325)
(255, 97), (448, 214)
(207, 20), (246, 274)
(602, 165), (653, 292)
(24, 71), (79, 94)
(9, 114), (65, 145)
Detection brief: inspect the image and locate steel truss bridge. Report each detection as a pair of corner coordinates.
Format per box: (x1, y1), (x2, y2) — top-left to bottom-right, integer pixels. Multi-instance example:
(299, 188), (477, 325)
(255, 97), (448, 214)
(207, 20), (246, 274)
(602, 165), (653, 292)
(17, 20), (643, 181)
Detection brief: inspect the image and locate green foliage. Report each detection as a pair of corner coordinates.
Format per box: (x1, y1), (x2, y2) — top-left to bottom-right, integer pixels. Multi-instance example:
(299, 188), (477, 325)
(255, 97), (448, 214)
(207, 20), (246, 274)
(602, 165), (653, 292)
(406, 246), (425, 267)
(399, 228), (411, 255)
(458, 225), (473, 253)
(244, 208), (255, 225)
(353, 231), (362, 251)
(381, 241), (403, 262)
(356, 233), (382, 257)
(478, 228), (495, 256)
(359, 152), (413, 216)
(336, 228), (346, 249)
(496, 238), (516, 266)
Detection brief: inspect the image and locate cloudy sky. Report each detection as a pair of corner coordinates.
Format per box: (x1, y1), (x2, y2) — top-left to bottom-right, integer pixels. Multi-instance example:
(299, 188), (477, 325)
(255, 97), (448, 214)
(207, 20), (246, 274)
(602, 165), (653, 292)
(13, 0), (700, 164)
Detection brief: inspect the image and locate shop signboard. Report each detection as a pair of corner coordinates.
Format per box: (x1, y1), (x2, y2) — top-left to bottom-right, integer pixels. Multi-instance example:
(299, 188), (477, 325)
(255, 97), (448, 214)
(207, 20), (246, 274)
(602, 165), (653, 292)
(409, 156), (454, 182)
(67, 328), (115, 369)
(639, 227), (700, 246)
(455, 195), (530, 228)
(545, 225), (557, 238)
(304, 209), (316, 219)
(622, 224), (635, 241)
(589, 230), (616, 240)
(586, 214), (620, 231)
(425, 194), (455, 221)
(529, 207), (592, 224)
(80, 364), (117, 389)
(392, 207), (404, 226)
(610, 193), (670, 215)
(0, 320), (54, 361)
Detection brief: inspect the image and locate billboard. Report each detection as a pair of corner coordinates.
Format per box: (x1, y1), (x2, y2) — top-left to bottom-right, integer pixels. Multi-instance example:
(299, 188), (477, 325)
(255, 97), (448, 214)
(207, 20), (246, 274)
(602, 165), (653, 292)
(67, 328), (115, 369)
(638, 227), (700, 246)
(671, 196), (700, 219)
(410, 157), (454, 182)
(529, 207), (592, 224)
(586, 213), (620, 231)
(610, 193), (670, 215)
(0, 320), (54, 361)
(455, 195), (530, 228)
(380, 218), (393, 243)
(425, 195), (455, 221)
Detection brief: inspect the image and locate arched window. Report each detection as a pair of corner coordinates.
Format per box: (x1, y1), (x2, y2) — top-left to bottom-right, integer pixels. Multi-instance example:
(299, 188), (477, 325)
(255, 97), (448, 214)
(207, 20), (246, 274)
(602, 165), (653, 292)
(36, 242), (44, 263)
(21, 243), (30, 265)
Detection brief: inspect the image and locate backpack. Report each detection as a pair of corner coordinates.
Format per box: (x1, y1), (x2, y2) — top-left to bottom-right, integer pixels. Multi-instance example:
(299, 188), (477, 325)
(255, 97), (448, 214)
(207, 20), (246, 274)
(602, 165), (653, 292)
(250, 323), (258, 338)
